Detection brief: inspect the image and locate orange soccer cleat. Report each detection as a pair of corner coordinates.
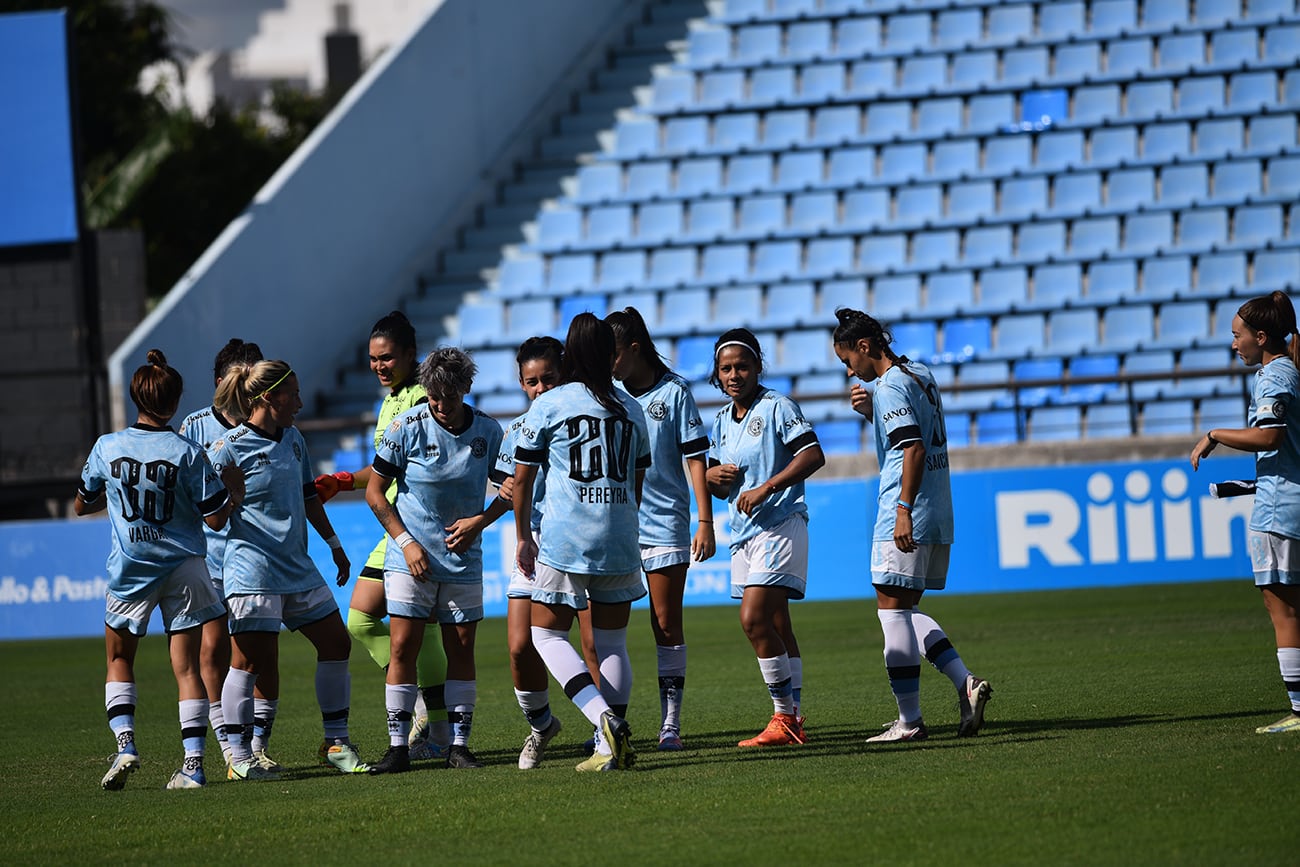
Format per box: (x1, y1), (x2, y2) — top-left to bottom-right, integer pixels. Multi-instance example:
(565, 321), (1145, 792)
(738, 712), (807, 747)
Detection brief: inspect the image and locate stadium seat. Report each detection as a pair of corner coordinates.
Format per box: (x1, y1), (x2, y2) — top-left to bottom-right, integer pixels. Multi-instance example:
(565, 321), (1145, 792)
(1037, 131), (1085, 171)
(1048, 308), (1100, 354)
(937, 8), (981, 47)
(945, 411), (972, 448)
(753, 241), (802, 281)
(1109, 37), (1153, 78)
(558, 293), (608, 329)
(780, 329), (835, 374)
(1159, 32), (1204, 69)
(1198, 251), (1246, 294)
(1032, 263), (1083, 308)
(1179, 208), (1229, 249)
(953, 51), (998, 89)
(716, 114), (761, 153)
(872, 275), (921, 321)
(736, 25), (782, 64)
(973, 94), (1017, 130)
(537, 208), (582, 249)
(1211, 29), (1258, 65)
(814, 419), (863, 455)
(935, 139), (980, 178)
(865, 103), (911, 141)
(788, 20), (832, 60)
(613, 118), (658, 158)
(986, 136), (1032, 176)
(498, 257), (545, 298)
(1269, 156), (1300, 197)
(684, 199), (731, 239)
(803, 65), (848, 102)
(1124, 349), (1176, 400)
(1230, 72), (1277, 109)
(701, 244), (750, 284)
(989, 5), (1033, 39)
(841, 190), (890, 231)
(829, 146), (876, 186)
(974, 409), (1020, 445)
(1249, 115), (1296, 151)
(619, 291), (660, 329)
(1199, 395), (1247, 429)
(849, 59), (894, 95)
(963, 226), (1014, 266)
(1196, 119), (1244, 157)
(1076, 84), (1123, 123)
(726, 154), (772, 193)
(651, 71), (693, 111)
(941, 317), (992, 362)
(716, 285), (763, 323)
(812, 106), (859, 144)
(763, 282), (816, 327)
(886, 12), (931, 52)
(687, 27), (729, 66)
(995, 313), (1047, 356)
(837, 18), (882, 58)
(627, 162), (671, 199)
(1002, 176), (1048, 217)
(1255, 249), (1300, 289)
(918, 99), (963, 137)
(1072, 217), (1120, 259)
(739, 195), (785, 235)
(1054, 172), (1102, 214)
(675, 335), (716, 381)
(1146, 0), (1190, 28)
(1145, 123), (1191, 161)
(1088, 260), (1137, 304)
(912, 231), (959, 267)
(508, 297), (556, 339)
(927, 271), (975, 315)
(1172, 346), (1235, 396)
(891, 321), (938, 362)
(665, 117), (708, 154)
(1005, 47), (1049, 84)
(1013, 357), (1065, 407)
(859, 235), (907, 273)
(587, 205), (632, 246)
(1029, 405), (1083, 442)
(949, 181), (996, 223)
(1213, 160), (1262, 201)
(789, 192), (836, 233)
(1107, 167), (1155, 211)
(1101, 304), (1154, 350)
(1141, 399), (1196, 436)
(1042, 2), (1086, 38)
(1068, 353), (1123, 403)
(574, 164), (621, 203)
(1094, 127), (1139, 166)
(1142, 255), (1192, 298)
(1086, 401), (1134, 438)
(775, 152), (823, 190)
(820, 278), (867, 316)
(1161, 164), (1209, 207)
(1125, 212), (1173, 253)
(948, 360), (1011, 412)
(1154, 300), (1211, 349)
(458, 300), (505, 345)
(808, 237), (854, 276)
(1019, 221), (1067, 260)
(1179, 76), (1225, 115)
(598, 251), (645, 290)
(650, 247), (697, 285)
(764, 110), (810, 149)
(677, 158), (723, 198)
(902, 55), (946, 91)
(1233, 204), (1283, 245)
(980, 266), (1029, 310)
(1265, 23), (1300, 62)
(701, 71), (745, 108)
(637, 202), (683, 241)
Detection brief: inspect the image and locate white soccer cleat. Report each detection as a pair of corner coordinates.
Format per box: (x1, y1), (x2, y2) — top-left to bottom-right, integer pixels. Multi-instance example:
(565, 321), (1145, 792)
(958, 675), (993, 737)
(518, 716), (563, 770)
(1255, 712), (1300, 734)
(227, 759), (279, 781)
(866, 718), (929, 743)
(101, 749), (141, 790)
(252, 748), (282, 771)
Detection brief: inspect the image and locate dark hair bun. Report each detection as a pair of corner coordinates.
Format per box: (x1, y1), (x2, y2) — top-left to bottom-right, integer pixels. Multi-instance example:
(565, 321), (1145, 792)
(146, 348), (168, 366)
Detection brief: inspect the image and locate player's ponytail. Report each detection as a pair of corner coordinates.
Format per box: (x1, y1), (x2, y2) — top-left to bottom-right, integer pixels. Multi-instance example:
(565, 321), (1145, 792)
(130, 349), (184, 421)
(832, 308), (907, 363)
(213, 338), (264, 383)
(562, 313), (626, 419)
(1238, 291), (1300, 367)
(606, 306), (670, 381)
(214, 359), (292, 424)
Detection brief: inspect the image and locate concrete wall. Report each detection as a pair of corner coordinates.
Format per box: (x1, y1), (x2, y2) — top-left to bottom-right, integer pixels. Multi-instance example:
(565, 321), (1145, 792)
(109, 0), (643, 429)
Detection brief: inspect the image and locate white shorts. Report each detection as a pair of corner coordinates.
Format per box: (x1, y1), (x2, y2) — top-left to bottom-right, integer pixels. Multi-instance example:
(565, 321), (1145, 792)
(641, 544), (690, 572)
(105, 556), (225, 637)
(385, 571), (483, 624)
(1249, 530), (1300, 586)
(871, 540), (951, 592)
(531, 562), (647, 610)
(227, 585), (339, 633)
(508, 530), (541, 599)
(729, 513), (809, 600)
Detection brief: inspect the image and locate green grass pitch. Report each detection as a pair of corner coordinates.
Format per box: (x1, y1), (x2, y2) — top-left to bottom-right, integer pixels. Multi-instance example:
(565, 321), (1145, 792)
(2, 580), (1295, 864)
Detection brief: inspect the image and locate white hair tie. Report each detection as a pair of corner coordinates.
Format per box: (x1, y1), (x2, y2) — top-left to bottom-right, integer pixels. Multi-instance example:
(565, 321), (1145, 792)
(714, 340), (758, 359)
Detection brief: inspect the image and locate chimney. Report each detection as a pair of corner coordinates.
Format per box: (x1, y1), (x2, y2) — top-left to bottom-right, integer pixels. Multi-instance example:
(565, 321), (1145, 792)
(325, 3), (361, 100)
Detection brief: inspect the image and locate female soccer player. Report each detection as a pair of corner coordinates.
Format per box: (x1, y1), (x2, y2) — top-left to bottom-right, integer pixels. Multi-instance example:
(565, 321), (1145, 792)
(77, 350), (237, 790)
(1191, 290), (1300, 735)
(513, 313), (650, 772)
(210, 360), (368, 780)
(314, 311), (450, 759)
(363, 348), (509, 773)
(831, 308), (991, 743)
(495, 336), (570, 769)
(705, 328), (825, 747)
(178, 338), (276, 769)
(607, 307), (715, 750)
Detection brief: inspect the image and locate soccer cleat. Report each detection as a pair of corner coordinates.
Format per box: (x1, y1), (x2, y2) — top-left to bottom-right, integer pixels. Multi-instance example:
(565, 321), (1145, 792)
(227, 759), (280, 781)
(600, 710), (636, 770)
(367, 745), (411, 775)
(101, 748), (141, 790)
(1255, 712), (1300, 734)
(325, 741), (369, 773)
(408, 712), (430, 748)
(252, 748), (282, 771)
(958, 675), (993, 737)
(445, 744), (484, 769)
(408, 725), (449, 761)
(738, 713), (806, 747)
(166, 758), (206, 790)
(867, 718), (929, 743)
(575, 751), (619, 772)
(518, 716), (563, 770)
(657, 728), (683, 751)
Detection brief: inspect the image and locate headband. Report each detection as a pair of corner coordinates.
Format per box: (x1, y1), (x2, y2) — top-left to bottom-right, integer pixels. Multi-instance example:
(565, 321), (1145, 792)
(715, 340), (758, 359)
(259, 368), (293, 400)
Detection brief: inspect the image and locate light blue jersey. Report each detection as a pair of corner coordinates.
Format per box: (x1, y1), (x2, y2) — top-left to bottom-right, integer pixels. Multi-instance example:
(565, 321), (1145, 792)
(374, 403), (506, 583)
(178, 405), (240, 578)
(209, 423), (323, 595)
(871, 362), (954, 544)
(1249, 356), (1300, 539)
(78, 424), (229, 600)
(516, 382), (651, 575)
(496, 412), (547, 533)
(709, 388), (818, 551)
(623, 371), (709, 548)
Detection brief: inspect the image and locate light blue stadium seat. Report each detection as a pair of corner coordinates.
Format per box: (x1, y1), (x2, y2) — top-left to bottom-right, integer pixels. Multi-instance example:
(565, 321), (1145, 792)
(808, 237), (854, 276)
(736, 24), (782, 64)
(1145, 122), (1191, 161)
(677, 158), (723, 197)
(1054, 172), (1102, 214)
(687, 27), (730, 66)
(476, 390), (527, 417)
(797, 371), (848, 398)
(1212, 29), (1258, 66)
(927, 271), (975, 314)
(788, 20), (832, 59)
(886, 12), (931, 51)
(1265, 23), (1300, 61)
(620, 291), (660, 329)
(764, 110), (809, 148)
(873, 275), (921, 321)
(1255, 249), (1300, 288)
(638, 202), (682, 242)
(1195, 0), (1240, 23)
(1057, 42), (1101, 79)
(1179, 76), (1226, 114)
(1197, 118), (1244, 158)
(1020, 221), (1067, 260)
(913, 230), (960, 266)
(1072, 216), (1120, 258)
(1005, 47), (1049, 84)
(1002, 176), (1048, 217)
(1108, 37), (1153, 78)
(790, 192), (836, 232)
(701, 70), (745, 108)
(653, 71), (694, 111)
(949, 180), (996, 222)
(701, 244), (750, 283)
(675, 335), (716, 380)
(828, 146), (875, 186)
(850, 58), (894, 95)
(1086, 401), (1133, 438)
(548, 254), (594, 294)
(587, 205), (632, 246)
(963, 226), (1014, 266)
(753, 241), (802, 281)
(937, 8), (981, 47)
(902, 55), (947, 91)
(764, 282), (816, 327)
(815, 419), (863, 455)
(1180, 207), (1229, 249)
(650, 247), (698, 285)
(1125, 212), (1173, 253)
(1269, 155), (1300, 197)
(576, 164), (620, 203)
(803, 64), (847, 102)
(1088, 260), (1137, 303)
(820, 278), (867, 316)
(458, 300), (505, 345)
(665, 117), (708, 154)
(1094, 0), (1138, 32)
(716, 285), (763, 323)
(739, 195), (785, 235)
(891, 321), (938, 362)
(558, 293), (608, 329)
(1032, 263), (1083, 307)
(1214, 159), (1263, 201)
(975, 409), (1021, 445)
(859, 235), (907, 274)
(716, 114), (761, 153)
(986, 135), (1032, 176)
(781, 329), (835, 374)
(685, 198), (732, 240)
(1143, 254), (1192, 298)
(1161, 163), (1208, 206)
(660, 288), (712, 335)
(866, 102), (911, 141)
(1093, 126), (1139, 165)
(995, 313), (1046, 356)
(613, 118), (658, 158)
(1199, 251), (1247, 294)
(935, 139), (980, 178)
(813, 106), (859, 144)
(1234, 204), (1283, 245)
(951, 361), (1009, 414)
(1042, 1), (1086, 37)
(776, 151), (823, 190)
(599, 251), (645, 290)
(837, 17), (882, 58)
(942, 317), (992, 362)
(981, 266), (1028, 310)
(498, 256), (544, 298)
(1127, 80), (1173, 119)
(1146, 0), (1190, 27)
(537, 208), (582, 249)
(726, 154), (772, 193)
(773, 0), (816, 15)
(882, 144), (929, 184)
(989, 4), (1033, 39)
(1199, 395), (1247, 429)
(508, 297), (556, 339)
(626, 162), (670, 200)
(1108, 167), (1156, 211)
(946, 411), (972, 448)
(975, 96), (1018, 129)
(1171, 346), (1235, 396)
(1285, 69), (1300, 107)
(1141, 399), (1196, 435)
(1077, 84), (1122, 123)
(953, 51), (998, 89)
(918, 98), (963, 137)
(1124, 349), (1176, 400)
(1037, 130), (1085, 171)
(1101, 304), (1154, 350)
(1029, 405), (1082, 441)
(842, 188), (889, 228)
(723, 0), (762, 21)
(1014, 357), (1065, 407)
(1049, 308), (1100, 354)
(1068, 353), (1123, 403)
(1159, 32), (1204, 69)
(1250, 115), (1296, 151)
(1230, 71), (1277, 109)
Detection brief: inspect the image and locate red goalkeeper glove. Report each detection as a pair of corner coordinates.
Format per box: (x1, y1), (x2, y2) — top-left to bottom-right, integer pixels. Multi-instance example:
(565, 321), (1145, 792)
(314, 471), (355, 503)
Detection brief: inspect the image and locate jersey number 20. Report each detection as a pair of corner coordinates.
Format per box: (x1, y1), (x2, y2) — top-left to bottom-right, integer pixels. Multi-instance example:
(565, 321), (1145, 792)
(566, 415), (634, 483)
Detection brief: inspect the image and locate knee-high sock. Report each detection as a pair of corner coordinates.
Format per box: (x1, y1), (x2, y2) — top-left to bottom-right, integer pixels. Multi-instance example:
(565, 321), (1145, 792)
(208, 700), (227, 751)
(757, 655), (794, 715)
(179, 698), (208, 760)
(105, 682), (138, 753)
(416, 623), (448, 721)
(1279, 647), (1300, 713)
(593, 626), (632, 716)
(515, 687), (553, 733)
(385, 683), (418, 747)
(657, 644), (686, 732)
(251, 697), (278, 752)
(347, 608), (390, 669)
(531, 626), (610, 731)
(878, 609), (922, 724)
(913, 608), (971, 691)
(221, 668), (257, 763)
(789, 655), (803, 715)
(445, 679), (476, 746)
(316, 659), (351, 743)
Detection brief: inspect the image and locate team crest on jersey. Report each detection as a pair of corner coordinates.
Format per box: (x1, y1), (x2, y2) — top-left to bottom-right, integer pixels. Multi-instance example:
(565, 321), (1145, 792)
(1262, 399), (1287, 419)
(387, 419), (402, 434)
(746, 416), (764, 437)
(292, 443), (302, 461)
(470, 436), (488, 458)
(213, 438), (225, 451)
(646, 400), (668, 421)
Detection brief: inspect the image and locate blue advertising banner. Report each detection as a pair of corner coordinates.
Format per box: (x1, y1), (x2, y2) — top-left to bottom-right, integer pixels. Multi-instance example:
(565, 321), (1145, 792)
(0, 456), (1255, 640)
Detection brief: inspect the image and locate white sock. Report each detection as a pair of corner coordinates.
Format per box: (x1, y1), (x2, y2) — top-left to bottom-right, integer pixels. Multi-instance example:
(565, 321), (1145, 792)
(179, 698), (208, 760)
(445, 679), (477, 747)
(208, 700), (227, 748)
(531, 626), (610, 742)
(251, 697), (278, 752)
(757, 655), (795, 715)
(515, 688), (553, 733)
(913, 608), (971, 692)
(878, 609), (922, 724)
(385, 683), (418, 747)
(1279, 647), (1300, 713)
(789, 655), (803, 716)
(657, 644), (686, 732)
(221, 668), (257, 763)
(316, 659), (351, 743)
(105, 682), (138, 751)
(593, 626), (632, 707)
